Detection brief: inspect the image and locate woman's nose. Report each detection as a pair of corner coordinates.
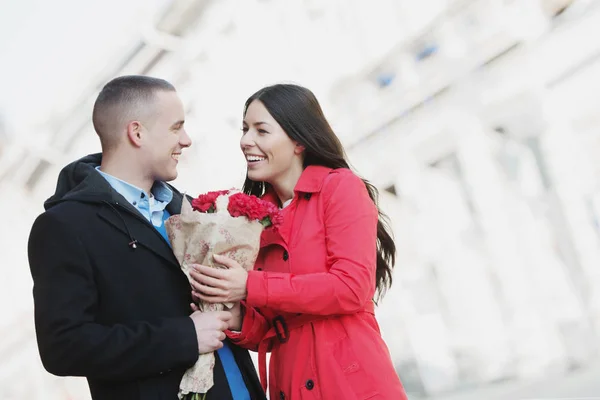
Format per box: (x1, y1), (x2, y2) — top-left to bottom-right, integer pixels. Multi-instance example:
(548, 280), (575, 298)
(240, 133), (254, 148)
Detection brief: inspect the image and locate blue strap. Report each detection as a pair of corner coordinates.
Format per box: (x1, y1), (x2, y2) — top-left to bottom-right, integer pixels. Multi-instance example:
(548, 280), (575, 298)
(217, 342), (251, 399)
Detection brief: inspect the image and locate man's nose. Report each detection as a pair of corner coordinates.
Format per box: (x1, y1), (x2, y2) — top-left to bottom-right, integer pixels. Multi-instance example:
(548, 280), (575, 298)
(180, 130), (192, 147)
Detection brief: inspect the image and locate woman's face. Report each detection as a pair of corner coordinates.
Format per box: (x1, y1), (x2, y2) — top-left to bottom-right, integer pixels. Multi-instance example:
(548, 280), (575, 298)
(240, 99), (303, 184)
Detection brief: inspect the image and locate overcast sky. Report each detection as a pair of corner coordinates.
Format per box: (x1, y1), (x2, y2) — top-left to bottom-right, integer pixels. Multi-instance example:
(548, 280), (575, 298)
(0, 0), (169, 133)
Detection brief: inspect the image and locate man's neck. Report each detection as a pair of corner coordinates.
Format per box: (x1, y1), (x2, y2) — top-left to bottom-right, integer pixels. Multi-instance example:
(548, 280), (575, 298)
(100, 154), (154, 195)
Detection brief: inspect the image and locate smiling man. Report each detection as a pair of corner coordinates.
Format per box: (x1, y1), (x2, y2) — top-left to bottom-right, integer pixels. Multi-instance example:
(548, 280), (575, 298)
(27, 75), (264, 400)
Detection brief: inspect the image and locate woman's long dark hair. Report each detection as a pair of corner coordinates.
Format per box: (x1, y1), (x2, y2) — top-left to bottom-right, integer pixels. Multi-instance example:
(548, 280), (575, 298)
(242, 84), (396, 300)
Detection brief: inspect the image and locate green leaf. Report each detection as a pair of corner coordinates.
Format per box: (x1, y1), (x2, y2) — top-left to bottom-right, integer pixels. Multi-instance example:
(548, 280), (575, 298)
(259, 217), (271, 227)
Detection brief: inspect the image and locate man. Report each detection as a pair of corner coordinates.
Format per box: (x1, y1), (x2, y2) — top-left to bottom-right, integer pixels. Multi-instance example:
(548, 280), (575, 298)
(28, 75), (264, 400)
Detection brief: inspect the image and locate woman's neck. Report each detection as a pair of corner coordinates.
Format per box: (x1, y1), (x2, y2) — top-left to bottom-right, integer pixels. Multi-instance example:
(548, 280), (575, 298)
(270, 164), (303, 206)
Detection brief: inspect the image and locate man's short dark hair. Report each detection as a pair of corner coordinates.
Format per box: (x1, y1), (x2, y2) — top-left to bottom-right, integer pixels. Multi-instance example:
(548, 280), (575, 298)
(92, 75), (176, 150)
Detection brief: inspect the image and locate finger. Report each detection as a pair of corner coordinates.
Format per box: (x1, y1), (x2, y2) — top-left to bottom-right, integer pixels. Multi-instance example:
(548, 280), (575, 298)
(203, 320), (229, 332)
(217, 331), (226, 341)
(191, 281), (227, 297)
(191, 291), (202, 303)
(216, 311), (233, 321)
(202, 315), (230, 331)
(213, 254), (242, 269)
(200, 338), (223, 354)
(190, 302), (200, 312)
(193, 264), (228, 279)
(191, 281), (227, 296)
(190, 269), (229, 289)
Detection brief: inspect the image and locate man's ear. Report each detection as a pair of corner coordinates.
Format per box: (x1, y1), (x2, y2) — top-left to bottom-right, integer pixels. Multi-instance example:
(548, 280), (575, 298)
(126, 121), (143, 147)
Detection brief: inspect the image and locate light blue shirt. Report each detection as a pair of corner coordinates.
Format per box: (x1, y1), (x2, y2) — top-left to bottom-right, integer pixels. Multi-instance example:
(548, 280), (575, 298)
(95, 167), (172, 226)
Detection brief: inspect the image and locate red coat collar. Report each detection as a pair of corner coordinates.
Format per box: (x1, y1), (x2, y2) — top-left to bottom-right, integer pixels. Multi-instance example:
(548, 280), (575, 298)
(261, 165), (334, 205)
(294, 165), (333, 193)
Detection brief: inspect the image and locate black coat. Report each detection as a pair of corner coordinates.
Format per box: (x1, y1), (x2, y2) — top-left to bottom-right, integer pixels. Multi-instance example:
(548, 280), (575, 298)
(27, 154), (265, 400)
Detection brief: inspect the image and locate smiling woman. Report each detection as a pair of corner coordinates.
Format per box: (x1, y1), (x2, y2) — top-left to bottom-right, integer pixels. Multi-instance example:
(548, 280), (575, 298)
(190, 83), (407, 400)
(241, 102), (306, 204)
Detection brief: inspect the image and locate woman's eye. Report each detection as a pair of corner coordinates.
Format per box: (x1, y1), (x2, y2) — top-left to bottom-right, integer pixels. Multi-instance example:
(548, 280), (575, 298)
(258, 129), (268, 134)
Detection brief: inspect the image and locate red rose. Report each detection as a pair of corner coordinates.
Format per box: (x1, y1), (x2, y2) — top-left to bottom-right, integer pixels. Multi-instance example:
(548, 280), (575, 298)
(191, 190), (282, 229)
(191, 190), (230, 213)
(227, 192), (282, 229)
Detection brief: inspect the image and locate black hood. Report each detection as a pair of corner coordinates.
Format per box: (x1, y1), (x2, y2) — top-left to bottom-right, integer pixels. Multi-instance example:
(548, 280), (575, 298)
(44, 153), (185, 213)
(44, 153), (113, 210)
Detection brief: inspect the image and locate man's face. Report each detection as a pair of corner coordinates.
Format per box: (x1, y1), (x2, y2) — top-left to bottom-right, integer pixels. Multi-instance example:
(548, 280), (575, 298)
(139, 90), (191, 182)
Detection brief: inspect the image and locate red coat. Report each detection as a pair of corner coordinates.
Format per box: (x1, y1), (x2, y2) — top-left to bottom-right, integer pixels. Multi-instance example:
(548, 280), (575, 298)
(228, 166), (407, 400)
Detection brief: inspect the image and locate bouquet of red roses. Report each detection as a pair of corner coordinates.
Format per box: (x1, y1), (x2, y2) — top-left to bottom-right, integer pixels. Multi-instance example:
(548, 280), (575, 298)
(165, 189), (282, 399)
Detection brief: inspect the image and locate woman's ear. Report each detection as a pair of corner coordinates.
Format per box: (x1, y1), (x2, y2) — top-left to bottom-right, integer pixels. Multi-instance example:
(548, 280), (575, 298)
(294, 142), (305, 155)
(126, 121), (143, 147)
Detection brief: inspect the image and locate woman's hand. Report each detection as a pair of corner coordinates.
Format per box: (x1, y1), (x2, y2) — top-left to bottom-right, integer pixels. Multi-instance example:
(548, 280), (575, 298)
(190, 254), (248, 304)
(228, 302), (243, 331)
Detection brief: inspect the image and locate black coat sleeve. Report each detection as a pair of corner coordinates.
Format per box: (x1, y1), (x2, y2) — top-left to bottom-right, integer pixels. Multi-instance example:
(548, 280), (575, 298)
(27, 210), (199, 381)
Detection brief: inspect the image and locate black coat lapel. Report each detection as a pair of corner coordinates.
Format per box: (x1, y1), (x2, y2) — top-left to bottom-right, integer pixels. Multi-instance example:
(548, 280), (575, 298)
(166, 190), (189, 216)
(97, 206), (180, 268)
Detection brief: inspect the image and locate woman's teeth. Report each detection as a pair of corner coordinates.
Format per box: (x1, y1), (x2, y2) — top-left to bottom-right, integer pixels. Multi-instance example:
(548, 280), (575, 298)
(246, 155), (266, 162)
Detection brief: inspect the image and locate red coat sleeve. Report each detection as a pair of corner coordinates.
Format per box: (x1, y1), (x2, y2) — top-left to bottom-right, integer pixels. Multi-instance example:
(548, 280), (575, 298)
(226, 301), (271, 351)
(245, 170), (378, 315)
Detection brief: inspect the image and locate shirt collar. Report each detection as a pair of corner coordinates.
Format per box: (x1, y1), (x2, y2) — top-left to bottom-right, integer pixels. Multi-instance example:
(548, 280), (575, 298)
(95, 166), (173, 206)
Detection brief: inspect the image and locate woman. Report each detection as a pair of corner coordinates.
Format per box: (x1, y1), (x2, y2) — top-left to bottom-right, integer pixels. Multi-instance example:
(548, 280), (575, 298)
(190, 84), (407, 399)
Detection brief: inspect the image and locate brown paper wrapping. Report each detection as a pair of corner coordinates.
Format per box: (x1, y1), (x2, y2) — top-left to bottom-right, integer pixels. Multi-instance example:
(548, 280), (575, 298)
(165, 195), (264, 397)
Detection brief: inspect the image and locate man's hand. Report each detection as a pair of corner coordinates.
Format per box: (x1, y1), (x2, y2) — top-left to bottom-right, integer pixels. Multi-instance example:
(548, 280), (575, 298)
(189, 310), (232, 354)
(190, 302), (243, 331)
